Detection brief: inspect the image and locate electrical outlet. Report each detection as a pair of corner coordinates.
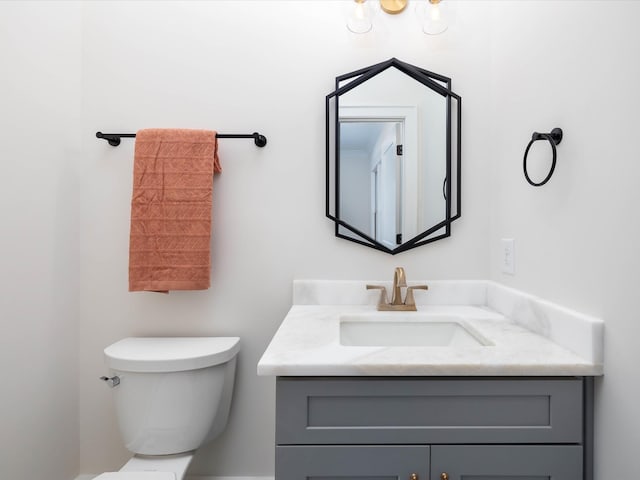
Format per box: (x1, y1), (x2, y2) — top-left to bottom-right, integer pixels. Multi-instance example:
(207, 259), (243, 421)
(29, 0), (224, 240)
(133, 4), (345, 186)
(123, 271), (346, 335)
(501, 238), (515, 275)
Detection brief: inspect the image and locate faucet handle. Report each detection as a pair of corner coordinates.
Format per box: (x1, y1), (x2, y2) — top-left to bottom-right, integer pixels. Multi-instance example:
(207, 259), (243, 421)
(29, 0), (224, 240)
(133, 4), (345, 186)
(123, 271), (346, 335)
(405, 285), (429, 307)
(366, 284), (389, 307)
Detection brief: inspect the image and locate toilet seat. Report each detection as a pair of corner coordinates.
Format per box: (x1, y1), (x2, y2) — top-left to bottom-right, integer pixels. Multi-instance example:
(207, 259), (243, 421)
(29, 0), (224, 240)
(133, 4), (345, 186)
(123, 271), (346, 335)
(94, 473), (175, 479)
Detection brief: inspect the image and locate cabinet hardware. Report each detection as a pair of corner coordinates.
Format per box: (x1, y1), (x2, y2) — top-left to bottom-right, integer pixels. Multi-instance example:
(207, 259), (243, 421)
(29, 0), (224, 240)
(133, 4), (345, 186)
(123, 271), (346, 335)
(410, 474), (418, 480)
(440, 473), (449, 480)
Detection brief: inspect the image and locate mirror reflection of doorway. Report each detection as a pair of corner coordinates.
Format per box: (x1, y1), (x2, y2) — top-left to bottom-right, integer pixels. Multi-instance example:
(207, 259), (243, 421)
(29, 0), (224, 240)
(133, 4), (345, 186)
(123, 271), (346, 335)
(372, 123), (403, 248)
(340, 120), (403, 247)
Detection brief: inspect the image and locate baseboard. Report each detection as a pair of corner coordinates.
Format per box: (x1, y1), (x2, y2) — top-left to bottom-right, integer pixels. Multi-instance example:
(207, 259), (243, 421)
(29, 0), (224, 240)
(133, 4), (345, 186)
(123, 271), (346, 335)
(75, 475), (274, 480)
(187, 477), (274, 480)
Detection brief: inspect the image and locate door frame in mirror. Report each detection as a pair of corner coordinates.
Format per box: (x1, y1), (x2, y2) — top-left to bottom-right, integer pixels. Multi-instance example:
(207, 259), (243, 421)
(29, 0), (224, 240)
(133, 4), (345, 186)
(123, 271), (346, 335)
(339, 106), (419, 245)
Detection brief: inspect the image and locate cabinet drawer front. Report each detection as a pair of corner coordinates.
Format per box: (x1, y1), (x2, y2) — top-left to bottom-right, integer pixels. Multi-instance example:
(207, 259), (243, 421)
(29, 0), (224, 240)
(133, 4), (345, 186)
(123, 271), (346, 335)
(431, 445), (582, 480)
(276, 377), (582, 445)
(276, 445), (429, 480)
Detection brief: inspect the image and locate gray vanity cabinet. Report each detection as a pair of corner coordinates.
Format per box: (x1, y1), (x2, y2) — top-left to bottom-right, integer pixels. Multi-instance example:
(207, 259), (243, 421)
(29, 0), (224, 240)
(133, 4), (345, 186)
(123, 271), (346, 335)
(430, 445), (583, 480)
(278, 445), (430, 480)
(275, 377), (592, 480)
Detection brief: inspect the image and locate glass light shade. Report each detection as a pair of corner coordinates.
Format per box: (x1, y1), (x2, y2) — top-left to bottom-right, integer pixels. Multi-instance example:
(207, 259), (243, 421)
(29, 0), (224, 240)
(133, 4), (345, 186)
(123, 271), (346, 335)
(423, 0), (448, 35)
(347, 0), (373, 34)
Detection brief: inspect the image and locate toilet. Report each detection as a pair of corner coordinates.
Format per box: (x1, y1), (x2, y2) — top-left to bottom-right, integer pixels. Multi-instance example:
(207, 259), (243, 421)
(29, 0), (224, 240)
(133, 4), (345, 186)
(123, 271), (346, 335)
(96, 337), (240, 480)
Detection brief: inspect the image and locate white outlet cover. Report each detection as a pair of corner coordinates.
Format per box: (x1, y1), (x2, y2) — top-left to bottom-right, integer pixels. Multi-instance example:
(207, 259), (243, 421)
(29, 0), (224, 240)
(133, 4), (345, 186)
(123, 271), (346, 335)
(501, 238), (515, 275)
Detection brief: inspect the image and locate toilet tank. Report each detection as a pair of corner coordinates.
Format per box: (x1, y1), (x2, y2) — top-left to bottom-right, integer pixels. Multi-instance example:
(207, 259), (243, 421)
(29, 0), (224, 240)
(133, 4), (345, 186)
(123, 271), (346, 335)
(104, 337), (240, 455)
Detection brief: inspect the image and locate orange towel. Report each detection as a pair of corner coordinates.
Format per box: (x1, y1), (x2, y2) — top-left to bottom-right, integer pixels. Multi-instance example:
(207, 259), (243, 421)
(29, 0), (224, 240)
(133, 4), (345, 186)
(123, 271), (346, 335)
(128, 128), (222, 293)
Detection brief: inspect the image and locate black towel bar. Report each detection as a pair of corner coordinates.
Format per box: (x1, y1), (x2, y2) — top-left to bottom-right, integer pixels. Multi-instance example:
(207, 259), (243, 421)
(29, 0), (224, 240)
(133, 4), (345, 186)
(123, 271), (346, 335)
(96, 131), (267, 147)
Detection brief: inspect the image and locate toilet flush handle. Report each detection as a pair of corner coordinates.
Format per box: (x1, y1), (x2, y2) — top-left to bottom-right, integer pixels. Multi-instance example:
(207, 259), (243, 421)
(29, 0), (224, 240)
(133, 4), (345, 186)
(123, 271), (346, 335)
(99, 375), (120, 388)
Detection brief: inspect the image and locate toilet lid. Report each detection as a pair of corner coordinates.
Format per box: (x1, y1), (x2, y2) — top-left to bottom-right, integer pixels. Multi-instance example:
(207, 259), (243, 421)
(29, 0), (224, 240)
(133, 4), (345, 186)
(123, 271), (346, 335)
(104, 337), (240, 372)
(93, 473), (175, 480)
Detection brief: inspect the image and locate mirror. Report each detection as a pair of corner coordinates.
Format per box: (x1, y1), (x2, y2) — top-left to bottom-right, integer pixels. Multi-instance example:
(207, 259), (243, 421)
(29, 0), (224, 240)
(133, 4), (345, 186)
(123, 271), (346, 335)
(326, 58), (461, 254)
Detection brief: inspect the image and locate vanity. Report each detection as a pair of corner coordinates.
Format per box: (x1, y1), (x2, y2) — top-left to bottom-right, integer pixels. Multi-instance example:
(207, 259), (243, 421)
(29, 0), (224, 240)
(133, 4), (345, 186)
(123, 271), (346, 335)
(264, 58), (605, 480)
(257, 279), (603, 480)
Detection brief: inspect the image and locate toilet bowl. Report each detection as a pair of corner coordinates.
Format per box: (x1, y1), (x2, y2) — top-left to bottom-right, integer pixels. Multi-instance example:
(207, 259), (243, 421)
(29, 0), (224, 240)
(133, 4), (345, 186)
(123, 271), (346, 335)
(95, 337), (240, 480)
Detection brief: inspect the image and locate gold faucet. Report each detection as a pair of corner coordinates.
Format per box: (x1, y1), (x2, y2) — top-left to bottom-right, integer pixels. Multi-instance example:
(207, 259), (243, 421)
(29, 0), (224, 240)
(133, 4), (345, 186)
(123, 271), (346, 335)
(390, 267), (406, 305)
(367, 267), (429, 311)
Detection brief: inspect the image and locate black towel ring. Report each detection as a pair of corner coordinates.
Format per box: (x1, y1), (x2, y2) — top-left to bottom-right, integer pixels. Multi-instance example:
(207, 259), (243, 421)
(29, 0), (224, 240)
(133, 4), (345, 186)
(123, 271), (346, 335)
(523, 127), (563, 187)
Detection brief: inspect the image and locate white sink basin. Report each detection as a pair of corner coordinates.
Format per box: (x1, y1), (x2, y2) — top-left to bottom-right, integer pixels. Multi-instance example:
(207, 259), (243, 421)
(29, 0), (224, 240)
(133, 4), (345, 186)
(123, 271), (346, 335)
(339, 313), (492, 347)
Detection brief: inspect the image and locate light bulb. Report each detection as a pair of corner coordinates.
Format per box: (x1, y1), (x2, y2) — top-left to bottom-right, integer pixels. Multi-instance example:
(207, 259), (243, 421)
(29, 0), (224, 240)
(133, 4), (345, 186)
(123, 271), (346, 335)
(423, 0), (448, 35)
(347, 0), (372, 34)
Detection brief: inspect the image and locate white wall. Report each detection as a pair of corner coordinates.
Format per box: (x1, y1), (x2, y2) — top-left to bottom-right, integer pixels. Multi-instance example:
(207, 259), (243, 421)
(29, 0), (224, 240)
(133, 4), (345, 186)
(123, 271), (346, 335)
(78, 1), (491, 476)
(0, 2), (81, 479)
(4, 2), (638, 480)
(486, 2), (640, 478)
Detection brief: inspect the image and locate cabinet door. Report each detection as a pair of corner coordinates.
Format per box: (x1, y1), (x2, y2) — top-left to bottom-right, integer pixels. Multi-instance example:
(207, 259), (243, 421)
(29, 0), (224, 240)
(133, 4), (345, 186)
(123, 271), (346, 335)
(431, 445), (582, 480)
(276, 445), (429, 480)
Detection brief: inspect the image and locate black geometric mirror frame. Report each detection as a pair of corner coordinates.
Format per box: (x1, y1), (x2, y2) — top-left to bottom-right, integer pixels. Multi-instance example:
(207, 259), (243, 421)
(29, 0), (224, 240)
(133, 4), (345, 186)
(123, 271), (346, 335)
(325, 58), (462, 254)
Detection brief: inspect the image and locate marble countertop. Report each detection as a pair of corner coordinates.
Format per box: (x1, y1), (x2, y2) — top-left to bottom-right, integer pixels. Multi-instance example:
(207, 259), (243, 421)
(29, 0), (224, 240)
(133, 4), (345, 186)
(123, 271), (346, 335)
(257, 281), (604, 377)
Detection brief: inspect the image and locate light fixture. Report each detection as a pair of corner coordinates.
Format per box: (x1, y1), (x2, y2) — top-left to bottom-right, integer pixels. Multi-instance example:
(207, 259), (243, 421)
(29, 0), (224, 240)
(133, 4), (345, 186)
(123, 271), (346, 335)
(347, 0), (372, 34)
(380, 0), (408, 15)
(347, 0), (449, 36)
(422, 0), (448, 35)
